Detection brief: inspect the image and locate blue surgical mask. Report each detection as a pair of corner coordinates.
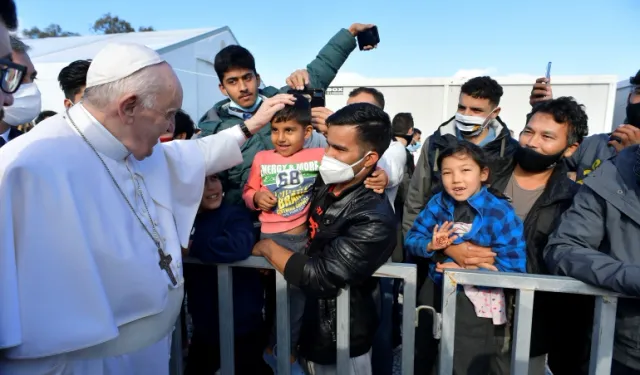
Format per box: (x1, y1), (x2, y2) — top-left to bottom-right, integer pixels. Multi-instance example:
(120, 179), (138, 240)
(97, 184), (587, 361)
(228, 96), (263, 120)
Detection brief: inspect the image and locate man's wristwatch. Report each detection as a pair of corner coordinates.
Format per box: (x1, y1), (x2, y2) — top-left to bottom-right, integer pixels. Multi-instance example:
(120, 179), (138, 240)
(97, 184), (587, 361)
(239, 122), (253, 139)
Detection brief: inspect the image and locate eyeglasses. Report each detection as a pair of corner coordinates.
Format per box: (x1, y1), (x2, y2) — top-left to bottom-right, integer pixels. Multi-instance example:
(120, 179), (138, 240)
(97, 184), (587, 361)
(0, 59), (27, 94)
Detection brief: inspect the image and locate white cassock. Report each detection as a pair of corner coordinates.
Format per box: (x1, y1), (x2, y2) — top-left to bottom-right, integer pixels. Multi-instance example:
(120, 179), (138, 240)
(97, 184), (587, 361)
(0, 103), (244, 374)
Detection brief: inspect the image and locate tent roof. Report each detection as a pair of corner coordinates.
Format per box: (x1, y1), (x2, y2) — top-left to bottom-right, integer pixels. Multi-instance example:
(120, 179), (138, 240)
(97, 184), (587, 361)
(24, 27), (229, 64)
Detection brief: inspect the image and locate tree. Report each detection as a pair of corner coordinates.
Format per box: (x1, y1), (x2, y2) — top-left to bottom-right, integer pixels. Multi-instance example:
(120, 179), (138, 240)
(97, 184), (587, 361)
(22, 15), (155, 40)
(92, 13), (135, 34)
(22, 24), (79, 39)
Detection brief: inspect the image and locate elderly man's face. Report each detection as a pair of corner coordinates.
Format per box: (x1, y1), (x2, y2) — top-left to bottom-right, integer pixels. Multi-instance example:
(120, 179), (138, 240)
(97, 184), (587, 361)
(130, 64), (183, 159)
(0, 22), (14, 120)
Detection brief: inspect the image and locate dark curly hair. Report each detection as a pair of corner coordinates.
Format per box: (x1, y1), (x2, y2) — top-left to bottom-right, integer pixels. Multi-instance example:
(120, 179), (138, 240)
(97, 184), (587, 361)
(527, 96), (589, 145)
(460, 76), (504, 107)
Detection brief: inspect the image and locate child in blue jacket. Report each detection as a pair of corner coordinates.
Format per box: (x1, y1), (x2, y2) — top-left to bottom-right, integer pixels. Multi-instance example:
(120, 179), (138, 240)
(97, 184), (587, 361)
(405, 140), (527, 374)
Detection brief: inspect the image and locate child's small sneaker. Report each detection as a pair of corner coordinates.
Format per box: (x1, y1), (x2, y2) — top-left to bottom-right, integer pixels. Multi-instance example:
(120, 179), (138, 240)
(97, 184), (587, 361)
(262, 346), (306, 375)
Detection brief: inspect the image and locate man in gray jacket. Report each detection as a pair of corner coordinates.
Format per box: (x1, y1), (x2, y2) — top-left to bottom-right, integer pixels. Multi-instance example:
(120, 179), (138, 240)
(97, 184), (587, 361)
(544, 145), (640, 374)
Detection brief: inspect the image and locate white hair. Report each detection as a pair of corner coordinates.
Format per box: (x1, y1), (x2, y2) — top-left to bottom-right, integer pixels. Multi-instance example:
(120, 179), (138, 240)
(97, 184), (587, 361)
(83, 65), (165, 109)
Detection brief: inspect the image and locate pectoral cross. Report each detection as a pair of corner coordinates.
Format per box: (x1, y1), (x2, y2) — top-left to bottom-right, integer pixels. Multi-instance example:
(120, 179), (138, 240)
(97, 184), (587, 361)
(158, 248), (178, 286)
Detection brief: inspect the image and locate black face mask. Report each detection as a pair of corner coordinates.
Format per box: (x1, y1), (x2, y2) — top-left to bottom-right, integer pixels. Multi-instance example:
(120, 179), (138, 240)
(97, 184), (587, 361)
(626, 102), (640, 128)
(515, 146), (565, 172)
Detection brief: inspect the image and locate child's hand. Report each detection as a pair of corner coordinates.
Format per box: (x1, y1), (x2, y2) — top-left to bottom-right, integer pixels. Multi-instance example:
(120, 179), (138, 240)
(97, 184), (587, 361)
(253, 191), (277, 211)
(428, 221), (458, 251)
(365, 169), (389, 193)
(435, 262), (463, 273)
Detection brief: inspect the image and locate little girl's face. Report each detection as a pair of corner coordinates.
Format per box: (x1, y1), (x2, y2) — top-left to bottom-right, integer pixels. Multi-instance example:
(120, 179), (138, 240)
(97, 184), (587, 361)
(440, 152), (489, 202)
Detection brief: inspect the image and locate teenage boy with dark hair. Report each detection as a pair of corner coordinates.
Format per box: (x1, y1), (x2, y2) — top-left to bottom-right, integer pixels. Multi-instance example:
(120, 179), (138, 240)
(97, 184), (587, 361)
(198, 23), (379, 205)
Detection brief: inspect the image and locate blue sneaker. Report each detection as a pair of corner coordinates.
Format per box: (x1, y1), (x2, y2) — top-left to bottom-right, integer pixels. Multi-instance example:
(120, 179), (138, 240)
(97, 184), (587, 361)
(262, 346), (306, 375)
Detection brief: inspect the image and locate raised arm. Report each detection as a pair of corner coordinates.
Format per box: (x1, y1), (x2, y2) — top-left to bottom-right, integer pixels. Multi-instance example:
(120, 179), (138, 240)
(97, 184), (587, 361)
(544, 185), (640, 297)
(285, 23), (376, 91)
(165, 94), (296, 177)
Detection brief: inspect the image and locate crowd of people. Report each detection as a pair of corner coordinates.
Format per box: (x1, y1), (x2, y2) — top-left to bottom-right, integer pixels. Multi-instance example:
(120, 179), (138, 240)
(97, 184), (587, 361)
(1, 1), (640, 375)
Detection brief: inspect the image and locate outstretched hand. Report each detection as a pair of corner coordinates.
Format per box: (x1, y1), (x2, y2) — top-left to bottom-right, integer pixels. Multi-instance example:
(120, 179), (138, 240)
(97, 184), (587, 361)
(244, 94), (296, 134)
(286, 69), (310, 91)
(428, 221), (458, 251)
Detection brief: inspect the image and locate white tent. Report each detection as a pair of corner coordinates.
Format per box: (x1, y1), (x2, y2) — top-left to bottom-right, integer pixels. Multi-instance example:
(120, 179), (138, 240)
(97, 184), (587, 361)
(24, 27), (239, 121)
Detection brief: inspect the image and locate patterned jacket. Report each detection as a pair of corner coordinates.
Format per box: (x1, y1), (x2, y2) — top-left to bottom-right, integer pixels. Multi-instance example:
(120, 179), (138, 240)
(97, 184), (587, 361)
(404, 185), (527, 284)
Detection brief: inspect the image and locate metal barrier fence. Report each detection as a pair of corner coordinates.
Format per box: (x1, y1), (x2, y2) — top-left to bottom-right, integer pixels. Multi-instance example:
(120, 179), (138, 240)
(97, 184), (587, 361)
(171, 256), (418, 375)
(437, 269), (623, 375)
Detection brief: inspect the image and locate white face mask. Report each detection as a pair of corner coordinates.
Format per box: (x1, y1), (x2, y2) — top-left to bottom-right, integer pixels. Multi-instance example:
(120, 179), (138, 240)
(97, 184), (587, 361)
(319, 153), (370, 185)
(454, 109), (496, 137)
(3, 83), (42, 126)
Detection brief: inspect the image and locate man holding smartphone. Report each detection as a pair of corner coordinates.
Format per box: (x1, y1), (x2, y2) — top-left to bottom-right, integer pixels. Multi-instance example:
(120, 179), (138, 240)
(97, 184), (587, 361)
(531, 69), (640, 184)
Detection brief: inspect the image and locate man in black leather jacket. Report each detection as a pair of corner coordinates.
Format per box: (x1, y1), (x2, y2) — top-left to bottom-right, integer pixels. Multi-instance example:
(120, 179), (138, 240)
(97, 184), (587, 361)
(252, 103), (397, 374)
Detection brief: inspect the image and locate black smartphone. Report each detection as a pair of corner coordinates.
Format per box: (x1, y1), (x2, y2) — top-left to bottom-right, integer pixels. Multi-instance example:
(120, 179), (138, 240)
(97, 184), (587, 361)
(288, 88), (325, 108)
(357, 26), (380, 51)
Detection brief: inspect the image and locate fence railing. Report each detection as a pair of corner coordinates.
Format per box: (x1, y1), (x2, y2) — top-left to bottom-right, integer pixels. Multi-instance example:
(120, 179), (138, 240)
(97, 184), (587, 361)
(170, 262), (625, 375)
(437, 269), (623, 375)
(172, 256), (418, 375)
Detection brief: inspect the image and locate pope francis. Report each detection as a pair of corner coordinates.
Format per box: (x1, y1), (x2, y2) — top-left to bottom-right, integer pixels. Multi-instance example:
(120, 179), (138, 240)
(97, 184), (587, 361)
(0, 42), (295, 375)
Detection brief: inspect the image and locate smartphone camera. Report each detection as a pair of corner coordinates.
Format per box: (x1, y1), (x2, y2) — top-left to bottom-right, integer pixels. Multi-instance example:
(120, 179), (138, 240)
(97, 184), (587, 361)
(287, 88), (325, 108)
(357, 26), (380, 51)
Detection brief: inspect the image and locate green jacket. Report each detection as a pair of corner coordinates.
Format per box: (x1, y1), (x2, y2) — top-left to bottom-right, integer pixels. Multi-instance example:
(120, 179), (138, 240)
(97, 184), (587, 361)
(198, 28), (357, 205)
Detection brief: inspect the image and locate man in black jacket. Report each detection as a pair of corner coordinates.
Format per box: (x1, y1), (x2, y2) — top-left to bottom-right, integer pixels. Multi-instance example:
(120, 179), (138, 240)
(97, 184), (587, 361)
(252, 103), (397, 374)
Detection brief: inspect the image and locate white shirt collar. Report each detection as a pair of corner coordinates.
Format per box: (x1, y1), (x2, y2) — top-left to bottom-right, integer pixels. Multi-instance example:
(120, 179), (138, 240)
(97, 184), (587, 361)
(0, 128), (9, 142)
(66, 104), (130, 161)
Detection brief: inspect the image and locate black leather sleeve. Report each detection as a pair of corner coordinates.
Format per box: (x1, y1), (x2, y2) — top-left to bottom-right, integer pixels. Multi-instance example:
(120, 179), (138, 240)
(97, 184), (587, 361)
(284, 208), (397, 298)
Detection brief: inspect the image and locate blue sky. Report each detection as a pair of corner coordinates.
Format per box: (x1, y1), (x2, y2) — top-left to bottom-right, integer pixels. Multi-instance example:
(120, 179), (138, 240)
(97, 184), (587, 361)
(15, 0), (640, 85)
